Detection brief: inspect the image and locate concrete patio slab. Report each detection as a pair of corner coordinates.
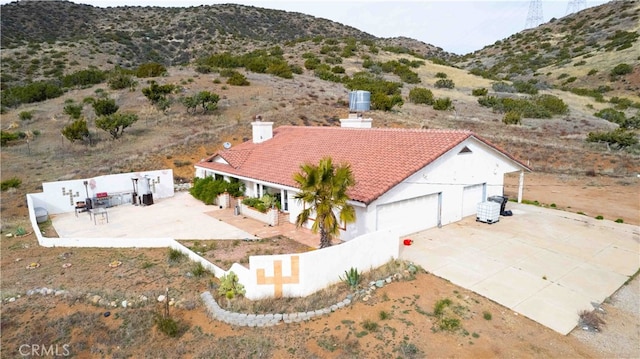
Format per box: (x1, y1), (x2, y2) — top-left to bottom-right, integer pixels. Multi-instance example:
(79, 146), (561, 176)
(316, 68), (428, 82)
(52, 191), (257, 240)
(400, 203), (640, 335)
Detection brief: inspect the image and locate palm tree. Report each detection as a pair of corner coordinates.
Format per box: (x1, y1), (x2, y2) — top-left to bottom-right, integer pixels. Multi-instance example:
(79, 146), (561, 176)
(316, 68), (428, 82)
(293, 157), (356, 248)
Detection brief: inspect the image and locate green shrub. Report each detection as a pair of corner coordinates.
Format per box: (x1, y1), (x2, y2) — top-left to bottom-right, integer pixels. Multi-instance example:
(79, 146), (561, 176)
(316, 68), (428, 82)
(471, 88), (488, 96)
(483, 311), (492, 320)
(434, 78), (455, 89)
(610, 63), (633, 78)
(432, 97), (453, 111)
(64, 103), (83, 119)
(168, 248), (186, 263)
(136, 62), (167, 78)
(587, 69), (598, 76)
(503, 111), (522, 125)
(19, 111), (33, 121)
(190, 177), (245, 205)
(361, 319), (379, 332)
(595, 215), (604, 220)
(587, 128), (638, 149)
(226, 71), (250, 86)
(513, 80), (538, 95)
(615, 218), (624, 223)
(155, 314), (180, 337)
(1, 131), (20, 145)
(492, 81), (515, 93)
(1, 177), (22, 191)
(191, 262), (209, 277)
(435, 72), (448, 78)
(408, 87), (434, 105)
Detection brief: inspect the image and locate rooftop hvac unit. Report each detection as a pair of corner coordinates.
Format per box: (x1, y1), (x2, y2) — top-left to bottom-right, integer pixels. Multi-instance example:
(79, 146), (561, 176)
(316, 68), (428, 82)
(476, 201), (500, 224)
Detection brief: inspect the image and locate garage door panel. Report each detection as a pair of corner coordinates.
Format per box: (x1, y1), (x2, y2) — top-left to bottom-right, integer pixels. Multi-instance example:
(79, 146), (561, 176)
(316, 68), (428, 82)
(376, 194), (439, 236)
(462, 184), (485, 217)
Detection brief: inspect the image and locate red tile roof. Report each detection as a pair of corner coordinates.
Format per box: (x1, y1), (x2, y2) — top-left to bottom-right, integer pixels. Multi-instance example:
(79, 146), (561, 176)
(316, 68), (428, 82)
(196, 126), (527, 204)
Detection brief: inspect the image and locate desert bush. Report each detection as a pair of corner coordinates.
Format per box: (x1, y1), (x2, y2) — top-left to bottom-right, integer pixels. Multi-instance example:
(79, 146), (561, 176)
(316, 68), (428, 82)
(491, 81), (515, 93)
(64, 103), (83, 119)
(503, 111), (522, 125)
(191, 262), (209, 277)
(587, 69), (598, 76)
(227, 71), (250, 86)
(361, 319), (379, 332)
(587, 128), (638, 149)
(513, 80), (538, 95)
(168, 248), (186, 263)
(434, 78), (455, 89)
(108, 70), (137, 90)
(435, 72), (448, 79)
(1, 80), (63, 107)
(155, 313), (180, 337)
(610, 63), (633, 78)
(136, 62), (167, 78)
(1, 177), (22, 191)
(19, 111), (33, 121)
(471, 88), (488, 96)
(432, 97), (453, 111)
(609, 96), (635, 110)
(604, 30), (639, 51)
(483, 311), (492, 320)
(371, 92), (404, 111)
(304, 57), (321, 70)
(61, 68), (107, 88)
(408, 87), (434, 105)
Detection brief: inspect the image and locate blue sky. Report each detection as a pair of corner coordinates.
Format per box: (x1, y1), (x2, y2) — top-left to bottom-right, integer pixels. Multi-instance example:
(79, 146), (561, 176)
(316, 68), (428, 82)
(1, 0), (609, 54)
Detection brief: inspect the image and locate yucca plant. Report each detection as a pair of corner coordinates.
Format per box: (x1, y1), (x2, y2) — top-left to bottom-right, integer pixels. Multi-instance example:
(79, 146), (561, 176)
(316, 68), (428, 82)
(340, 267), (361, 290)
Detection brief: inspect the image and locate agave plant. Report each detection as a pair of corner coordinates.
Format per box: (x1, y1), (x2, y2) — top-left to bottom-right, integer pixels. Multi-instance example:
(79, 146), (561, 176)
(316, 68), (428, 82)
(340, 267), (361, 290)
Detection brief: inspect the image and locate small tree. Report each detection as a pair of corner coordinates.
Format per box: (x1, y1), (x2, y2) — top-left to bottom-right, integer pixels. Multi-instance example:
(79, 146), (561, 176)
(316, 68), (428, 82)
(95, 113), (138, 139)
(142, 81), (175, 111)
(92, 98), (119, 117)
(61, 118), (90, 143)
(293, 157), (356, 248)
(433, 97), (454, 111)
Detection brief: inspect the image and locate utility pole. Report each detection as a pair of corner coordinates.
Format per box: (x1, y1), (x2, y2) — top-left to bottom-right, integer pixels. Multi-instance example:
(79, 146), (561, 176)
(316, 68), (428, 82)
(525, 0), (544, 29)
(566, 0), (587, 15)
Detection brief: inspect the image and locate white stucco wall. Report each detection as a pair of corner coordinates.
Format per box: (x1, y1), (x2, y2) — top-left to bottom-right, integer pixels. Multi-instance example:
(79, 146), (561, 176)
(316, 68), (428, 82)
(40, 169), (175, 215)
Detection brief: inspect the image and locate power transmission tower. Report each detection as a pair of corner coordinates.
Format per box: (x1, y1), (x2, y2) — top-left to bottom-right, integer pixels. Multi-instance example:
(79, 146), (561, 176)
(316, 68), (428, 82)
(566, 0), (587, 15)
(525, 0), (544, 29)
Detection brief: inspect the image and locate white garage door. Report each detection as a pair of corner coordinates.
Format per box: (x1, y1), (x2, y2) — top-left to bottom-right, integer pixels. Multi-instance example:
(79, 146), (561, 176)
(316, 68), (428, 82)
(462, 183), (485, 217)
(376, 194), (440, 236)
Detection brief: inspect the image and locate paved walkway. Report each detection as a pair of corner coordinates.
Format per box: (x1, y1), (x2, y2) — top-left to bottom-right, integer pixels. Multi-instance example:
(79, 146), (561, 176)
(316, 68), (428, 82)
(52, 191), (321, 247)
(400, 203), (640, 335)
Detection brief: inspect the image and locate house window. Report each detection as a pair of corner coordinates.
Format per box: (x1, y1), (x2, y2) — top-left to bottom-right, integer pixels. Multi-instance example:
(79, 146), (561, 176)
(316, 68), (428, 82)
(458, 146), (472, 154)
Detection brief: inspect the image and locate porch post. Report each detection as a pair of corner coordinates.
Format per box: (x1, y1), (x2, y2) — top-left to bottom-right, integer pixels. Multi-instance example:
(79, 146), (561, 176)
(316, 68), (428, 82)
(517, 171), (524, 203)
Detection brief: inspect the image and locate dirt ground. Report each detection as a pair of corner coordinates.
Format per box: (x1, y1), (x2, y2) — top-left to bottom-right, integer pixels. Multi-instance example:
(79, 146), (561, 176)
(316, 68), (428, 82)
(1, 221), (638, 358)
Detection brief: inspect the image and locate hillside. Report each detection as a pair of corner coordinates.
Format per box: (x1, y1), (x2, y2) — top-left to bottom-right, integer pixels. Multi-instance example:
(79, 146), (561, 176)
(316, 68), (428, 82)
(0, 1), (449, 86)
(1, 1), (639, 358)
(455, 0), (640, 99)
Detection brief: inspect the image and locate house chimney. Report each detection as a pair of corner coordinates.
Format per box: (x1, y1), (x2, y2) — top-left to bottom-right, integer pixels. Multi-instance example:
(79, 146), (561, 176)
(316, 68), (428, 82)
(340, 113), (372, 128)
(252, 115), (273, 143)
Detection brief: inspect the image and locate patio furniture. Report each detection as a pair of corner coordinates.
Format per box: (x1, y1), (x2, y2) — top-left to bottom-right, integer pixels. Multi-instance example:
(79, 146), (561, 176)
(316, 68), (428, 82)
(90, 207), (109, 225)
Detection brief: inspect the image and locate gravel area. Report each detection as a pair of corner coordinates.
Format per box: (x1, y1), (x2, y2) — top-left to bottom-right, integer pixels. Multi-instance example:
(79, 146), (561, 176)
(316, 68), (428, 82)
(571, 273), (640, 358)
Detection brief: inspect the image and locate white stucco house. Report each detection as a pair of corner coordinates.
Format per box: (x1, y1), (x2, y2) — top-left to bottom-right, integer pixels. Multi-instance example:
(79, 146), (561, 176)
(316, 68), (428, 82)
(194, 116), (530, 241)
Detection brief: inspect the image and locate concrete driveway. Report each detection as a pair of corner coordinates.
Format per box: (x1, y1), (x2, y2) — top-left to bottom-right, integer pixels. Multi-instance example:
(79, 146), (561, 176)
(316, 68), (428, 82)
(400, 203), (639, 334)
